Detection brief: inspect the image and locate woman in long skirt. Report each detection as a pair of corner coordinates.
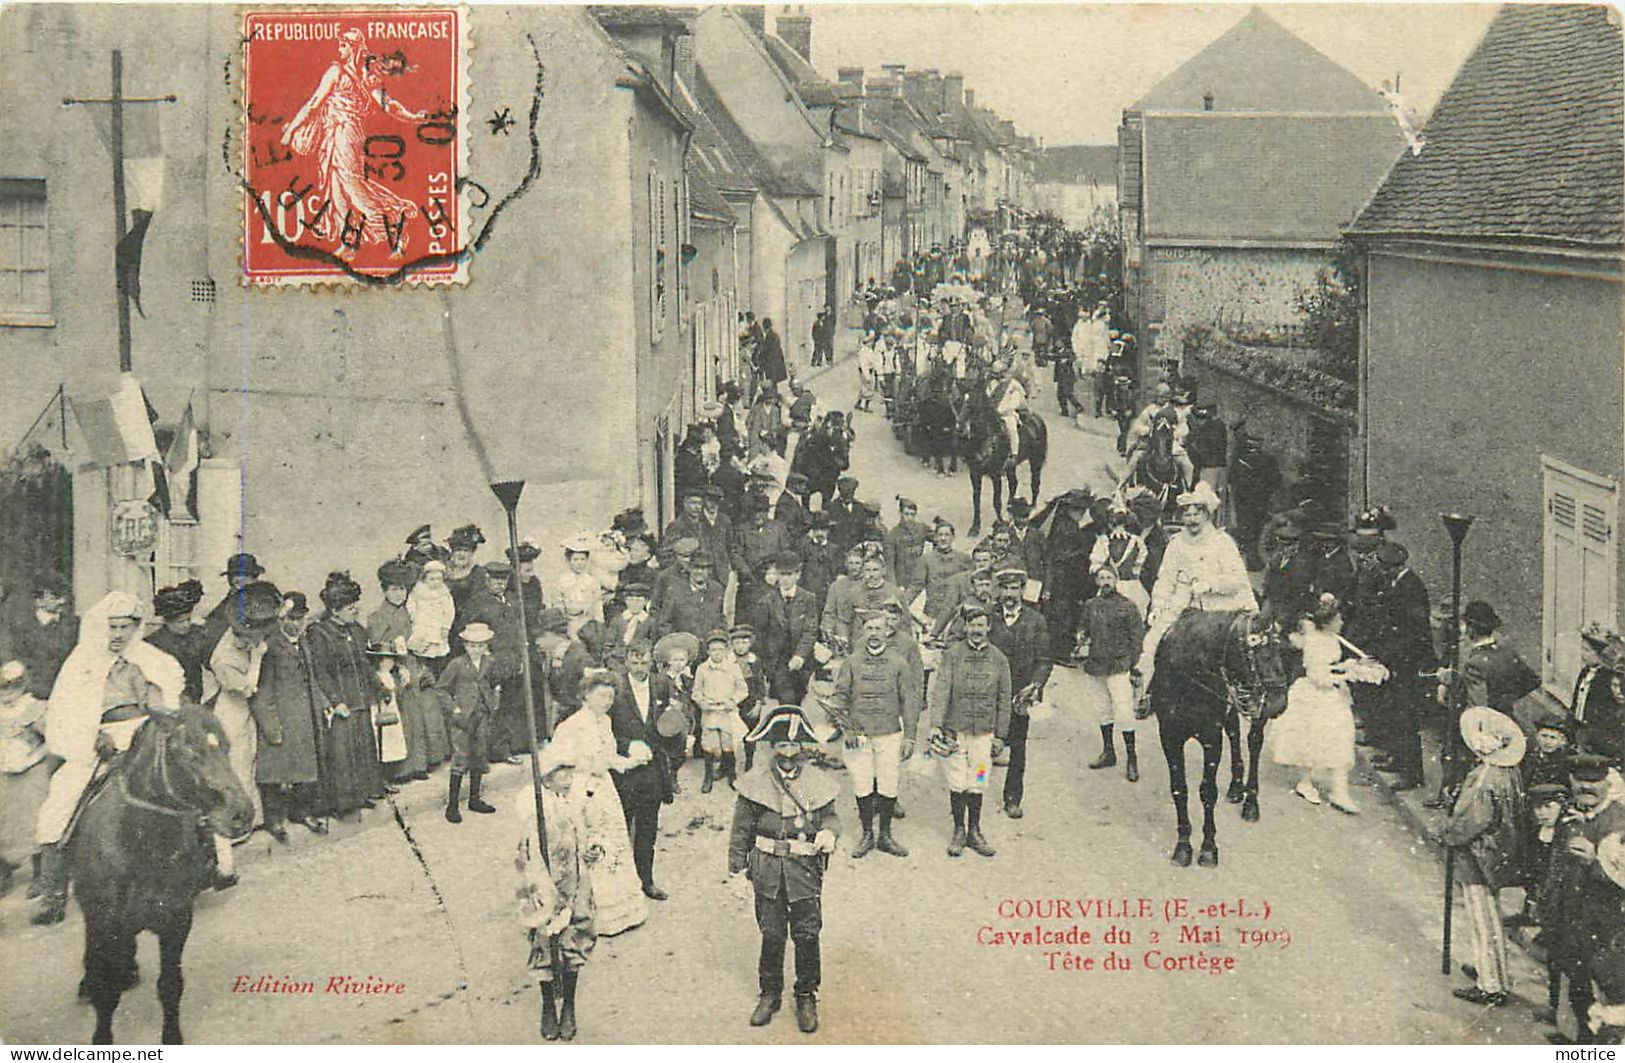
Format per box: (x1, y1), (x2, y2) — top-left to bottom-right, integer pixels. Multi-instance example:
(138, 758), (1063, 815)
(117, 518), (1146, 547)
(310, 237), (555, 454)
(306, 573), (385, 814)
(368, 559), (432, 781)
(548, 670), (648, 936)
(1271, 593), (1384, 813)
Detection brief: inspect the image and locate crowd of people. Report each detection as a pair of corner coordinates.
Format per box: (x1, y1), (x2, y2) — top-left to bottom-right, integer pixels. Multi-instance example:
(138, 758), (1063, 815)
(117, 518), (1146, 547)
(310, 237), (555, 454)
(0, 221), (1619, 1045)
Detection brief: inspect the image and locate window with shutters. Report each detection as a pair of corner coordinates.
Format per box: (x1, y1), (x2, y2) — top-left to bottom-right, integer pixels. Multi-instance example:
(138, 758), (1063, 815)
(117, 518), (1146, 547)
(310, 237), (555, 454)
(0, 178), (51, 325)
(1543, 455), (1619, 702)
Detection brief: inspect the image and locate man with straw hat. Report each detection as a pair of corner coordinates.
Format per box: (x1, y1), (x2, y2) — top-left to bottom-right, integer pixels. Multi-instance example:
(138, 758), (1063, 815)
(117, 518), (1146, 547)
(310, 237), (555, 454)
(1440, 706), (1527, 1006)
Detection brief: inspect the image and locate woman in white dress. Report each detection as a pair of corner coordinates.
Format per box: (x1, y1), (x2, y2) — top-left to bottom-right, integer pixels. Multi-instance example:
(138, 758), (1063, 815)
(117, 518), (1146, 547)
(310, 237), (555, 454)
(556, 534), (617, 640)
(1271, 593), (1387, 813)
(548, 670), (649, 936)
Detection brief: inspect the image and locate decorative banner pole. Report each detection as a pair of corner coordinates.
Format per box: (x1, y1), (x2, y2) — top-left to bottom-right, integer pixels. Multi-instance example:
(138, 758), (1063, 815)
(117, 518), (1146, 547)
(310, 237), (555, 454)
(492, 478), (547, 864)
(1438, 510), (1474, 976)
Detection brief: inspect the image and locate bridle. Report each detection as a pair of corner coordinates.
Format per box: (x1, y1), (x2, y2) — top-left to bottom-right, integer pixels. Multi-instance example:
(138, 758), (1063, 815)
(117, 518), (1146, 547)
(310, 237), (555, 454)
(1219, 611), (1276, 721)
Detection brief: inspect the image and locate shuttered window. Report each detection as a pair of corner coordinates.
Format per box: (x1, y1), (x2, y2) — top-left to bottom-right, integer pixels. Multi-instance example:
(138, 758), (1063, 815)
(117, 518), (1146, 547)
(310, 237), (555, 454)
(1543, 455), (1619, 702)
(0, 178), (50, 324)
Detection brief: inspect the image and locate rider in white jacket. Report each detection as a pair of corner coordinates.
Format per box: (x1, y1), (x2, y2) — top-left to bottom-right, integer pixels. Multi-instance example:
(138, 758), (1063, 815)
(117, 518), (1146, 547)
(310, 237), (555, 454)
(1136, 483), (1256, 695)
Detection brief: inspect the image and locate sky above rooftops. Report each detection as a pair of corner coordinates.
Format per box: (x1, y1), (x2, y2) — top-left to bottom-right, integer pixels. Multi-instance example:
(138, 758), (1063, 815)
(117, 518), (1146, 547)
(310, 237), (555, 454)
(806, 3), (1500, 143)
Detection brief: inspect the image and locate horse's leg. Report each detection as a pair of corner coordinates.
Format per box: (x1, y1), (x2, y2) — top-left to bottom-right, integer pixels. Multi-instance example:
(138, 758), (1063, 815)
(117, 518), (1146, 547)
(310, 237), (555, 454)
(993, 467), (1006, 523)
(1029, 459), (1043, 506)
(157, 909), (193, 1045)
(1157, 714), (1193, 867)
(968, 469), (983, 538)
(1198, 716), (1223, 867)
(1242, 717), (1267, 823)
(82, 912), (123, 1045)
(1223, 710), (1245, 804)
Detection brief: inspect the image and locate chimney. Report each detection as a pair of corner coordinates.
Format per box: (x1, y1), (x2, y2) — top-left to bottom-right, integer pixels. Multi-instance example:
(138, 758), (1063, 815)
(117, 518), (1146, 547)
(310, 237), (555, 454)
(776, 7), (812, 62)
(837, 66), (864, 93)
(882, 62), (906, 83)
(1202, 91), (1214, 111)
(964, 88), (975, 110)
(676, 31), (696, 89)
(943, 71), (964, 112)
(737, 6), (765, 35)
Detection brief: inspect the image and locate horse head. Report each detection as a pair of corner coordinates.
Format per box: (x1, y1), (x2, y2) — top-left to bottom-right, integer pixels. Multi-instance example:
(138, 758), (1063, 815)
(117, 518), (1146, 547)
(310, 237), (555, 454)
(1226, 611), (1289, 720)
(123, 703), (256, 841)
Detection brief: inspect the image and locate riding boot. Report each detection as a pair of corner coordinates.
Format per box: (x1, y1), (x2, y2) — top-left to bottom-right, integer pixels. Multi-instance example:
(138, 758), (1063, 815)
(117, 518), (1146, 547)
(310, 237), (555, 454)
(539, 981), (560, 1041)
(1123, 731), (1139, 782)
(1088, 724), (1117, 769)
(721, 751), (738, 789)
(467, 772), (496, 814)
(743, 742), (755, 773)
(701, 755), (716, 794)
(29, 843), (68, 926)
(558, 969), (579, 1041)
(26, 850), (43, 899)
(876, 796), (909, 857)
(851, 794), (877, 858)
(446, 771), (464, 824)
(965, 795), (996, 857)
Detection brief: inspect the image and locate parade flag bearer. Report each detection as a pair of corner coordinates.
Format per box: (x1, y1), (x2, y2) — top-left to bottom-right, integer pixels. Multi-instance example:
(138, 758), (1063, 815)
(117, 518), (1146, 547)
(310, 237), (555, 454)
(728, 705), (840, 1034)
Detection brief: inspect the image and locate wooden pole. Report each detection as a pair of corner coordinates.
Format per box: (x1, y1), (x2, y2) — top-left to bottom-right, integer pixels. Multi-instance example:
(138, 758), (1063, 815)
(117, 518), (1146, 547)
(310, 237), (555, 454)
(496, 485), (547, 865)
(110, 50), (132, 374)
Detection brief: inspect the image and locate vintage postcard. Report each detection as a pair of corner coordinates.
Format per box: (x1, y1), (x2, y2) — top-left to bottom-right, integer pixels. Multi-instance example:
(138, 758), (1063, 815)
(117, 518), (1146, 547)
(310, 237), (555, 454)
(0, 0), (1620, 1048)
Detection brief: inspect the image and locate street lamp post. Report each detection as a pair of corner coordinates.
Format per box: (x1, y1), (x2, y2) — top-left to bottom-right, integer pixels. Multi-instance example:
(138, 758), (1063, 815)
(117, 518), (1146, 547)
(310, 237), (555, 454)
(492, 478), (549, 864)
(1438, 510), (1474, 976)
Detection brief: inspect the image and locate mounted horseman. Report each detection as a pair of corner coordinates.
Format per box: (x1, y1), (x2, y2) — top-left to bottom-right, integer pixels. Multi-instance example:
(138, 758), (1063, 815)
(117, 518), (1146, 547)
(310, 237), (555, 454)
(957, 359), (1048, 537)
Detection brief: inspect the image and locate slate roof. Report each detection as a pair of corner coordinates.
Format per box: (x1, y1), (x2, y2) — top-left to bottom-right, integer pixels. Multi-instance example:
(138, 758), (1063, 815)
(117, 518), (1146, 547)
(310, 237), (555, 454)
(1132, 7), (1388, 114)
(586, 5), (697, 32)
(686, 164), (736, 225)
(1350, 3), (1624, 248)
(691, 65), (819, 197)
(1143, 113), (1403, 244)
(1035, 145), (1119, 185)
(675, 75), (755, 199)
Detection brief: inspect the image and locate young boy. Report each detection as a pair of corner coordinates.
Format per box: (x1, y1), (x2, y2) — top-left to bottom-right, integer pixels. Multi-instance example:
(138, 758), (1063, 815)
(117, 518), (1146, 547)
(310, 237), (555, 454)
(1523, 708), (1574, 790)
(515, 738), (596, 1041)
(439, 622), (500, 823)
(694, 630), (749, 792)
(731, 625), (769, 772)
(1079, 566), (1146, 781)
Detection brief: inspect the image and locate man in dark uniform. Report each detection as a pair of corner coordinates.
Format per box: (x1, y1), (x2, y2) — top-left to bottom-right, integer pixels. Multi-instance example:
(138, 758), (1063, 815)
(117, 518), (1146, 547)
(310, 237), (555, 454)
(1229, 430), (1281, 570)
(728, 706), (840, 1034)
(825, 476), (863, 550)
(829, 612), (921, 859)
(1434, 599), (1540, 799)
(1261, 522), (1315, 626)
(1364, 542), (1435, 790)
(1304, 522), (1357, 618)
(144, 580), (210, 705)
(989, 568), (1052, 819)
(755, 553), (820, 706)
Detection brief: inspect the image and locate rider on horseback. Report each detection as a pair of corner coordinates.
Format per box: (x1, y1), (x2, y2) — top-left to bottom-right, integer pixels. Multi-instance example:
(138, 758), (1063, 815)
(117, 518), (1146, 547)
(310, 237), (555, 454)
(1123, 383), (1196, 488)
(31, 592), (187, 925)
(987, 358), (1029, 470)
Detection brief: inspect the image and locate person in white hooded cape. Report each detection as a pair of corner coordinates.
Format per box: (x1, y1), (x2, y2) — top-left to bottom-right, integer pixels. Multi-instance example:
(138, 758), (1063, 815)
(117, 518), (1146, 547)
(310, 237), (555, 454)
(31, 591), (187, 923)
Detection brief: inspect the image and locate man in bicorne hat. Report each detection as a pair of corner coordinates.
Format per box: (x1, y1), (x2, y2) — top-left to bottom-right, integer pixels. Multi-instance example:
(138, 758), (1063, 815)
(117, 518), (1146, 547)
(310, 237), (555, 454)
(728, 706), (840, 1034)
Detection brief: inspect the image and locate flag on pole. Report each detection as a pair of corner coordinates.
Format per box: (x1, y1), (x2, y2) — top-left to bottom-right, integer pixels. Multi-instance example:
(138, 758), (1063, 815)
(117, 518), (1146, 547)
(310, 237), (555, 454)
(162, 400), (200, 521)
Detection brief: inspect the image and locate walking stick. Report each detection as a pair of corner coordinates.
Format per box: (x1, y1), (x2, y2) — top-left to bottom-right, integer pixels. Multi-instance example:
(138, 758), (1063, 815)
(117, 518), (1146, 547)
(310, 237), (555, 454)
(1438, 512), (1474, 976)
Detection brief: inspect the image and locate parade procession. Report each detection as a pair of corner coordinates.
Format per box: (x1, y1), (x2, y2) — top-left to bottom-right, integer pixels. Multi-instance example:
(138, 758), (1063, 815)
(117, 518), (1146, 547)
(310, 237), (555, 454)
(0, 0), (1622, 1050)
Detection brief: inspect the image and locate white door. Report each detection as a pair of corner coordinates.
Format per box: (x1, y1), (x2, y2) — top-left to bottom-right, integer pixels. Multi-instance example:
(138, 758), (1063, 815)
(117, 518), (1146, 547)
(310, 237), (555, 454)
(1543, 455), (1619, 702)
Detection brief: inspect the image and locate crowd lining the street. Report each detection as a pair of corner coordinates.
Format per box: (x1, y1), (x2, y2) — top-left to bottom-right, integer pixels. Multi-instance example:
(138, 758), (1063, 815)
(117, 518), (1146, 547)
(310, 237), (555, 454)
(0, 227), (1620, 1043)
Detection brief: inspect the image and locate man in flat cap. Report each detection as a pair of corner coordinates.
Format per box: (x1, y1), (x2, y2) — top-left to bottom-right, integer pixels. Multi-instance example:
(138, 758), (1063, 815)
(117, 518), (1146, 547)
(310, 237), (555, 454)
(886, 497), (930, 598)
(1435, 600), (1539, 801)
(653, 554), (726, 648)
(989, 567), (1051, 818)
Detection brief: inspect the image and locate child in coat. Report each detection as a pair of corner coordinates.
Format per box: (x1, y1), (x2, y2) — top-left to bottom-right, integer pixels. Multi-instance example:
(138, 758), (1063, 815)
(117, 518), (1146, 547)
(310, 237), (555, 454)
(694, 630), (749, 792)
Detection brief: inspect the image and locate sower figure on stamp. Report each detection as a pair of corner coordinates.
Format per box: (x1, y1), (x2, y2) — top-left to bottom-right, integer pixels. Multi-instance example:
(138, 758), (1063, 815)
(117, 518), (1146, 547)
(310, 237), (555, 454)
(929, 605), (1012, 858)
(829, 612), (922, 859)
(989, 567), (1051, 820)
(728, 706), (840, 1034)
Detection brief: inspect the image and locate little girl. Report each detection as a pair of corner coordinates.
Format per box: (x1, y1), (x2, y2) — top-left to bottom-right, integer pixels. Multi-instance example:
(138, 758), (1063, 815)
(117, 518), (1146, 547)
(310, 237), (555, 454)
(556, 533), (616, 639)
(1271, 593), (1387, 813)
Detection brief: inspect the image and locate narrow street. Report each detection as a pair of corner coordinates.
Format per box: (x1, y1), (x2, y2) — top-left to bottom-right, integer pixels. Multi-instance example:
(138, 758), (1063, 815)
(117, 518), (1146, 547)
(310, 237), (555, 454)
(0, 351), (1553, 1045)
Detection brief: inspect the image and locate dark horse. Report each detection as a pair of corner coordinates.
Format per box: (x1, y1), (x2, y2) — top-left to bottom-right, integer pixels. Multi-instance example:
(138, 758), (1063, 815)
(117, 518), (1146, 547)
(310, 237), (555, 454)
(955, 389), (1048, 537)
(1148, 609), (1287, 867)
(72, 705), (256, 1044)
(909, 363), (960, 477)
(1124, 415), (1186, 518)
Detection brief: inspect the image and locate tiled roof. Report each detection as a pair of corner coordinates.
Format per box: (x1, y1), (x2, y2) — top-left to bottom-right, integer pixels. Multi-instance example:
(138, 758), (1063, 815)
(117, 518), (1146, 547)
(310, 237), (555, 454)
(1350, 3), (1624, 247)
(1143, 113), (1403, 244)
(686, 164), (736, 225)
(1132, 7), (1388, 114)
(587, 5), (697, 32)
(1035, 144), (1118, 185)
(674, 75), (755, 196)
(759, 33), (821, 88)
(692, 65), (818, 198)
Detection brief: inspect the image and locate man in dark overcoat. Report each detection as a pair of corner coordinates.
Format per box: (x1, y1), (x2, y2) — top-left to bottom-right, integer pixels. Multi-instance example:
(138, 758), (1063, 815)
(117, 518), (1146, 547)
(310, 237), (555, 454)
(989, 568), (1051, 819)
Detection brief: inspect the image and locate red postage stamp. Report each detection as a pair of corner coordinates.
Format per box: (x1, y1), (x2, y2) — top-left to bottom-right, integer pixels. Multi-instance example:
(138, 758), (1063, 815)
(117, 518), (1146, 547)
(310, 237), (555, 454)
(242, 9), (466, 285)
